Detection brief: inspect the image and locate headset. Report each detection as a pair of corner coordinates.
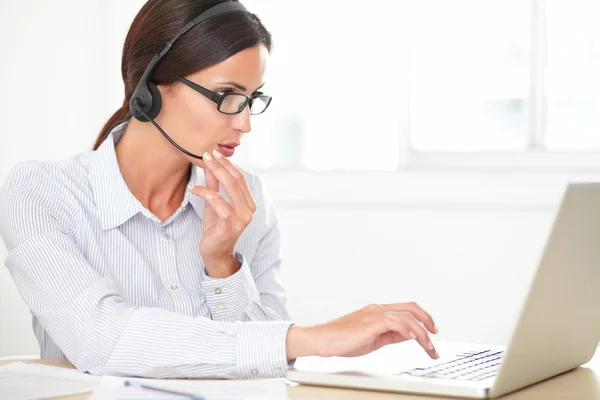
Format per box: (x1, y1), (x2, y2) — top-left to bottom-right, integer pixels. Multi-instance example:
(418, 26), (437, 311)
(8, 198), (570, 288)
(108, 0), (248, 160)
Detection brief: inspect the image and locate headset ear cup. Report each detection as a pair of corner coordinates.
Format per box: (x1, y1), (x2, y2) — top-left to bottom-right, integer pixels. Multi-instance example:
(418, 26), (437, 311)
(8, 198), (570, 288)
(146, 82), (163, 120)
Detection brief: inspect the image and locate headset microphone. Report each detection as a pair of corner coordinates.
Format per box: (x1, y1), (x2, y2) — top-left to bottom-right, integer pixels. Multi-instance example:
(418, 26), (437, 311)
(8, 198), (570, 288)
(131, 99), (204, 160)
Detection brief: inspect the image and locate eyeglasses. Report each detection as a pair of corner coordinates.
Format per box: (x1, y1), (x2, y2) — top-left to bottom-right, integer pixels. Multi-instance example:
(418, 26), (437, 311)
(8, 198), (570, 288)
(176, 76), (272, 115)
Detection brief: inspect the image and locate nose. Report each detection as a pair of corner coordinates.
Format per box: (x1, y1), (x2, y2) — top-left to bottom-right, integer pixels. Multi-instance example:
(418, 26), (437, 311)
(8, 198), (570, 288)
(232, 104), (251, 133)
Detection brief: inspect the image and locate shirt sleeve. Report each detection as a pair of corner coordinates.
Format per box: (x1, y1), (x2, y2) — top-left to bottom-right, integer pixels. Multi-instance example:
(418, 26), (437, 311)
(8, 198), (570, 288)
(0, 163), (293, 379)
(201, 173), (291, 323)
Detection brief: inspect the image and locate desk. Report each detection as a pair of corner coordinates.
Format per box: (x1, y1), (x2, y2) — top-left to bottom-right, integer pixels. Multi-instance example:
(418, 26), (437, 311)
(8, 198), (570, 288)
(2, 357), (600, 400)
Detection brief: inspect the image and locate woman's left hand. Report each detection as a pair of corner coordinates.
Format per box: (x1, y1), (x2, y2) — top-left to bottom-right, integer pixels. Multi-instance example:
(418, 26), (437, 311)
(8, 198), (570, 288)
(189, 149), (257, 278)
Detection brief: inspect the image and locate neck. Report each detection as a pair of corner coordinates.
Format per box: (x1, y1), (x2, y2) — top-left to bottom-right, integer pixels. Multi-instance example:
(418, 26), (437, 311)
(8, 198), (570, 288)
(115, 118), (191, 218)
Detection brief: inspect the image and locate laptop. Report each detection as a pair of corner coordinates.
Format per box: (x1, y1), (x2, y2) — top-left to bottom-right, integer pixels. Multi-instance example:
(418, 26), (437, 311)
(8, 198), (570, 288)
(285, 183), (600, 398)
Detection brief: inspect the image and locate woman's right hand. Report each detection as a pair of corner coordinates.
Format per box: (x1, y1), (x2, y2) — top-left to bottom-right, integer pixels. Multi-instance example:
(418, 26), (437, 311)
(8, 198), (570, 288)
(286, 302), (439, 360)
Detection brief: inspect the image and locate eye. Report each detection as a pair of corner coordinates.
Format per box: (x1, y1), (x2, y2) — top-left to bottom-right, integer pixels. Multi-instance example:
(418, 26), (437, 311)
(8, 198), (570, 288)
(217, 89), (235, 96)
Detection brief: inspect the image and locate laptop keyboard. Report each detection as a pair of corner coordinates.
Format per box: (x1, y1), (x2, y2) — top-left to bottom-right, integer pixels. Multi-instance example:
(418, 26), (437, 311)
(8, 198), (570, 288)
(400, 350), (504, 381)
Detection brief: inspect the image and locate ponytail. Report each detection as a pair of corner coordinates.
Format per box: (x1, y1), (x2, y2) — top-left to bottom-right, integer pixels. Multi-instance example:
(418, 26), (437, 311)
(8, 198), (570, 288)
(93, 100), (131, 150)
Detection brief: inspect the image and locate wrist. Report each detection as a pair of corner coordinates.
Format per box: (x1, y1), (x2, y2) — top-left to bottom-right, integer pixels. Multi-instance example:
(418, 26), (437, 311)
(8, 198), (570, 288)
(203, 252), (240, 278)
(286, 325), (320, 360)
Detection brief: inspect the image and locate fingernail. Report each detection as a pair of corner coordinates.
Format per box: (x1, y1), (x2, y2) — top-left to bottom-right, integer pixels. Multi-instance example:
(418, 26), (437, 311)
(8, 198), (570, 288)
(428, 341), (434, 351)
(434, 351), (440, 359)
(212, 149), (222, 158)
(203, 152), (213, 161)
(433, 325), (439, 334)
(188, 184), (194, 191)
(409, 331), (417, 340)
(205, 193), (214, 199)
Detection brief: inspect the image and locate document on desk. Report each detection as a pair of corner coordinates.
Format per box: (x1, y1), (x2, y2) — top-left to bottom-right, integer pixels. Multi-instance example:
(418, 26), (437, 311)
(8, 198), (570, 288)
(89, 375), (288, 400)
(0, 362), (101, 400)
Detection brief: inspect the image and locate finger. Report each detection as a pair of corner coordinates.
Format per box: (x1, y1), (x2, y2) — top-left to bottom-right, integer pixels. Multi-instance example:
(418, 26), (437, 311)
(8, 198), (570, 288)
(204, 160), (220, 193)
(383, 302), (438, 334)
(199, 167), (220, 231)
(380, 331), (405, 347)
(389, 312), (439, 359)
(190, 182), (217, 230)
(191, 187), (233, 220)
(381, 313), (416, 341)
(372, 331), (405, 352)
(203, 151), (250, 219)
(209, 149), (257, 213)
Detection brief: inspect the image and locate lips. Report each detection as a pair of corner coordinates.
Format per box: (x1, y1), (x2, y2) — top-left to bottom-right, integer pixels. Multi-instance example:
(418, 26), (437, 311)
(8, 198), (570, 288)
(217, 144), (236, 157)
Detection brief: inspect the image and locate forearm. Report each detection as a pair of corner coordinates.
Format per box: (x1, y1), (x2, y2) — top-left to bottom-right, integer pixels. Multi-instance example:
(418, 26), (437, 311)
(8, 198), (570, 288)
(101, 308), (294, 379)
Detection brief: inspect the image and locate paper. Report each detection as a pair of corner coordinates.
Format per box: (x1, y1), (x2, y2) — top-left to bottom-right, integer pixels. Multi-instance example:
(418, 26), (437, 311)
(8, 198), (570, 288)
(0, 362), (101, 400)
(89, 375), (289, 400)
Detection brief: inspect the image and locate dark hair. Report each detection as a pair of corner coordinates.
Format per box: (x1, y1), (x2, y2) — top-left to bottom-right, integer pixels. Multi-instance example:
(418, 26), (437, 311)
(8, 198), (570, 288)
(93, 0), (272, 150)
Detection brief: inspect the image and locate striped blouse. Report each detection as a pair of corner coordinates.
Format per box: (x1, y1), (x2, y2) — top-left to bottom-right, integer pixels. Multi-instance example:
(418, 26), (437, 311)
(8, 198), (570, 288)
(0, 122), (293, 379)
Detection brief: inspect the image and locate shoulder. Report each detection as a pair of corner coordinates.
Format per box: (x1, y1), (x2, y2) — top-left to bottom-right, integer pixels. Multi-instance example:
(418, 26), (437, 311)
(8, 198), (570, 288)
(0, 153), (92, 248)
(1, 153), (92, 202)
(2, 154), (89, 188)
(233, 164), (259, 191)
(233, 164), (272, 203)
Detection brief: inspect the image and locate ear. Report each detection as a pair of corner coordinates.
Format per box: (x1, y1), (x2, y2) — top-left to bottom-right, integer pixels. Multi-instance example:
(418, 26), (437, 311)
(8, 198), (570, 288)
(146, 81), (163, 119)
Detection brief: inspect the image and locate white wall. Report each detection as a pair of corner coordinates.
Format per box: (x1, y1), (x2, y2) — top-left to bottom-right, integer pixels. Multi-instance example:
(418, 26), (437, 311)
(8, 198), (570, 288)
(0, 1), (597, 358)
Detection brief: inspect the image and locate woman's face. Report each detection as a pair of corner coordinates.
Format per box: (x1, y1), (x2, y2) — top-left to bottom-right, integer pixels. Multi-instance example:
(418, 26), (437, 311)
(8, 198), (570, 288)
(156, 44), (269, 165)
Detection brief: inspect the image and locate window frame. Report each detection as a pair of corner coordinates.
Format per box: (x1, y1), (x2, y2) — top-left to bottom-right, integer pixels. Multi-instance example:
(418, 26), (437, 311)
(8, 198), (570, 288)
(405, 0), (600, 171)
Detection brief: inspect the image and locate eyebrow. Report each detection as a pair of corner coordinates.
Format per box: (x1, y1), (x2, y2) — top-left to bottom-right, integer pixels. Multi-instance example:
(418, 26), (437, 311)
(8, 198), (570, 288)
(217, 81), (265, 93)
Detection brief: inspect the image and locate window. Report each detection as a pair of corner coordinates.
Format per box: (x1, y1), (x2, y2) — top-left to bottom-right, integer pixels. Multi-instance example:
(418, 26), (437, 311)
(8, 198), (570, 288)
(408, 0), (530, 152)
(233, 0), (600, 171)
(544, 0), (600, 151)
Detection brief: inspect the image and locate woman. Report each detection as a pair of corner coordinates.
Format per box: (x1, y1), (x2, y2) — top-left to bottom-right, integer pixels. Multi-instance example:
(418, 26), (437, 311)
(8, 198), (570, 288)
(0, 0), (439, 379)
